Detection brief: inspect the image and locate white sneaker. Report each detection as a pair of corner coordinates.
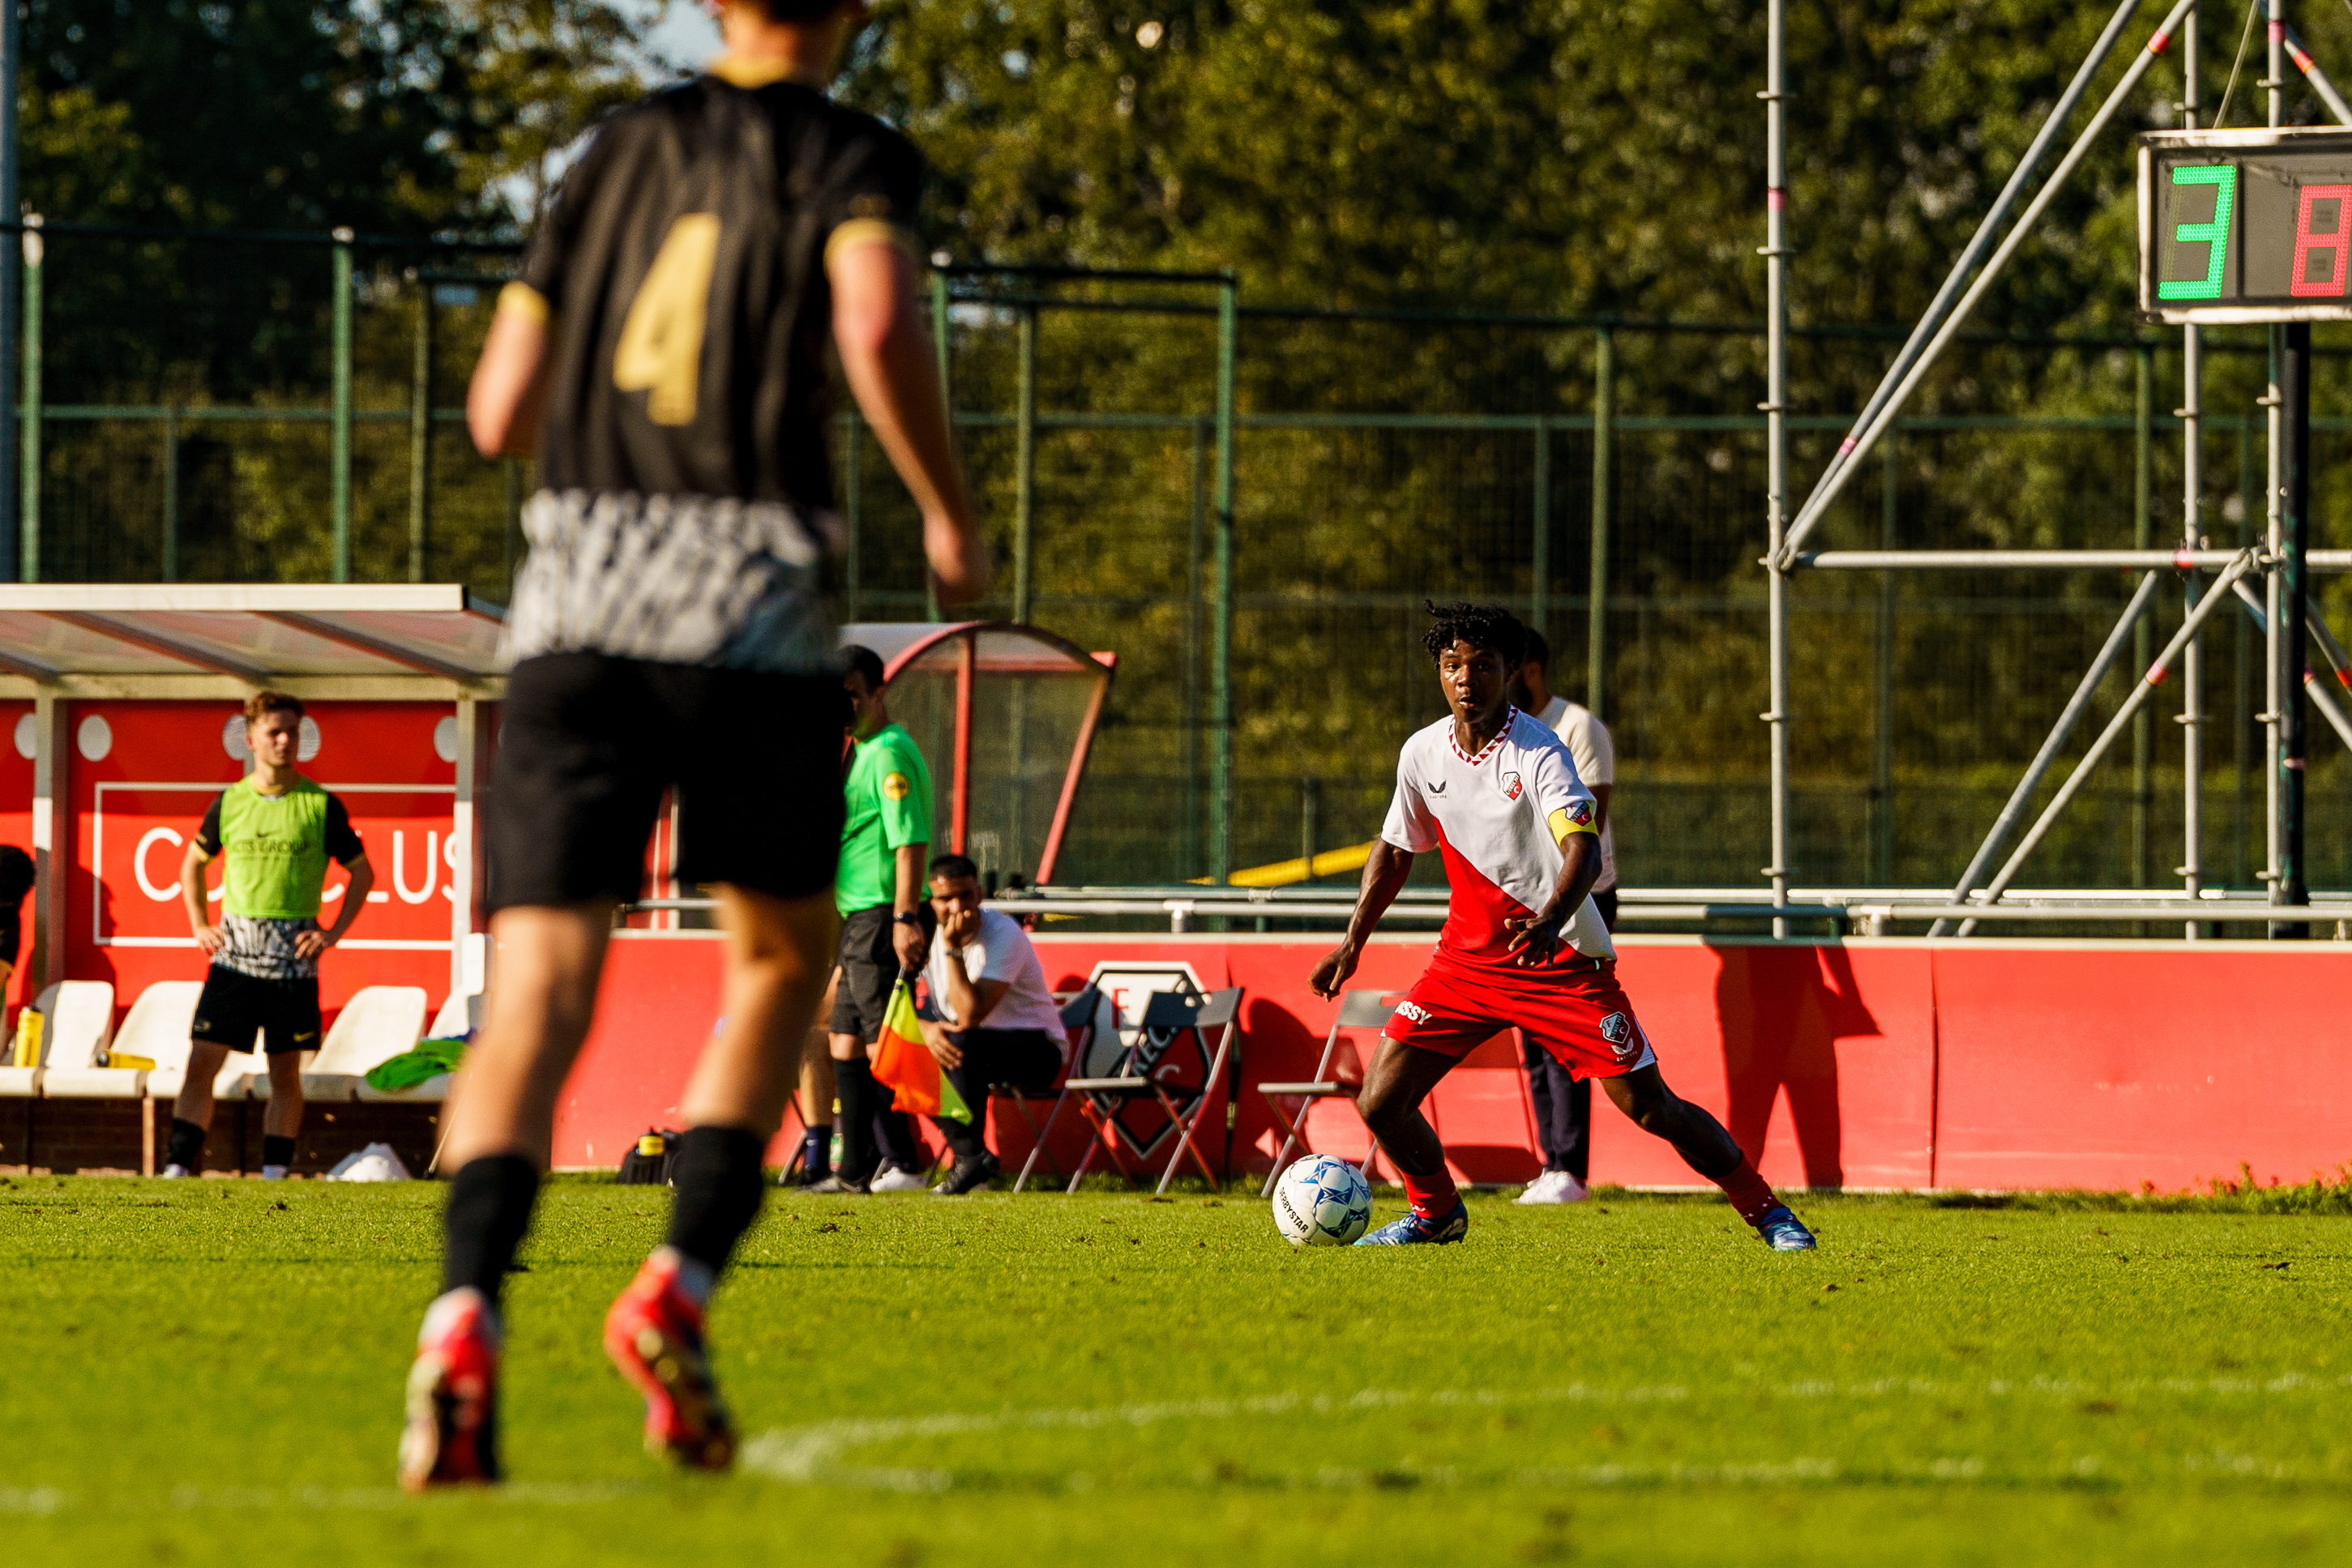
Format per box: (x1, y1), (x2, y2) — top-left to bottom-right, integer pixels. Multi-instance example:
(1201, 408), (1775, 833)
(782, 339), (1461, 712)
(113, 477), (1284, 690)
(1515, 1170), (1589, 1205)
(869, 1166), (930, 1194)
(160, 1164), (192, 1180)
(260, 1164), (289, 1181)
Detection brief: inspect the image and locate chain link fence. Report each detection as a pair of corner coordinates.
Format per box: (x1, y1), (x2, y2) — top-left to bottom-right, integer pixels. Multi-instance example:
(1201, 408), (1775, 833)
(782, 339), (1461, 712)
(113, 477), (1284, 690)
(14, 226), (2350, 892)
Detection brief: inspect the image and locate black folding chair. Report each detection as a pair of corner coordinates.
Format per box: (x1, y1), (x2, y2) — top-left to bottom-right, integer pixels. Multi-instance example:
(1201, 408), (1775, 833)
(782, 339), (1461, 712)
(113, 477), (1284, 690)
(1049, 986), (1243, 1197)
(1257, 989), (1392, 1196)
(1007, 984), (1101, 1193)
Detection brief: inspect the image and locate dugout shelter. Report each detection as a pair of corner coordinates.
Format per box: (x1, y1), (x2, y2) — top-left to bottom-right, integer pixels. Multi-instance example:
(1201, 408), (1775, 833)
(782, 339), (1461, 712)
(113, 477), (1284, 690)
(839, 622), (1115, 888)
(0, 583), (500, 1028)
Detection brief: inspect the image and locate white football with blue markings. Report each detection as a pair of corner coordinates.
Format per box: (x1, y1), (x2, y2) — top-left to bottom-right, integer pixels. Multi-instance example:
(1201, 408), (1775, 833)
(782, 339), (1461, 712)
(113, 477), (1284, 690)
(1272, 1155), (1374, 1246)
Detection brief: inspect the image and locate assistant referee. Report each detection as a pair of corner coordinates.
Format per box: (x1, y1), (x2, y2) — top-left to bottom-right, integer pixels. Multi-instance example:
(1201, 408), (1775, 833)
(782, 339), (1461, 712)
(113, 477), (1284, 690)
(165, 690), (374, 1179)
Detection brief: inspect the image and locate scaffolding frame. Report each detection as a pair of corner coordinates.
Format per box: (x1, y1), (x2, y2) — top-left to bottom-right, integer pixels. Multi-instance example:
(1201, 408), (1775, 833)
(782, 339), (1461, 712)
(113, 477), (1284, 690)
(1764, 0), (2352, 938)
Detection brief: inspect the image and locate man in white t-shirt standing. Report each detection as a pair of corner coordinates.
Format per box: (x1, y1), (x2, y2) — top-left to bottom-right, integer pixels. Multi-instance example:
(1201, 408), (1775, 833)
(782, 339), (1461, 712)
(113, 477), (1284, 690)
(1515, 627), (1615, 923)
(918, 853), (1066, 1194)
(1512, 626), (1613, 1205)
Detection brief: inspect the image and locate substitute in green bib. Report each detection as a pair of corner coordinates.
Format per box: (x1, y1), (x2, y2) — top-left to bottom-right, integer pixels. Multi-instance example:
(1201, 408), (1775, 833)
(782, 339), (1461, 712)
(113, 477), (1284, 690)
(165, 690), (375, 1180)
(810, 643), (935, 1194)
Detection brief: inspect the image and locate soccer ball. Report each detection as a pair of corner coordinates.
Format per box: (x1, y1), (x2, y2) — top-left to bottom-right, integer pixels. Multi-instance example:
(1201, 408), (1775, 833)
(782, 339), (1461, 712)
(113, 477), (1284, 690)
(1272, 1155), (1374, 1246)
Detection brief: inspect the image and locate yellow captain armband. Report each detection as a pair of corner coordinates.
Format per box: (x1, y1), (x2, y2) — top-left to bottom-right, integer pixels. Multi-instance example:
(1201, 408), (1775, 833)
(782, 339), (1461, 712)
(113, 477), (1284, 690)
(496, 281), (550, 326)
(1547, 805), (1600, 844)
(823, 218), (922, 271)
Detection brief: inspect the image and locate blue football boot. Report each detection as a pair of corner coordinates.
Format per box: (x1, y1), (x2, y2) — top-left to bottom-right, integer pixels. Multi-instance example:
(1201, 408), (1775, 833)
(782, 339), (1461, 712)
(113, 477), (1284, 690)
(1354, 1198), (1470, 1246)
(1753, 1204), (1817, 1251)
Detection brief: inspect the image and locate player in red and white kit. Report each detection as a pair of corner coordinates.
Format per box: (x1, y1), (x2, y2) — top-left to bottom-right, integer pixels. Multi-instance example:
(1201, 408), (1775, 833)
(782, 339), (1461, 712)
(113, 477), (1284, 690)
(1310, 601), (1815, 1250)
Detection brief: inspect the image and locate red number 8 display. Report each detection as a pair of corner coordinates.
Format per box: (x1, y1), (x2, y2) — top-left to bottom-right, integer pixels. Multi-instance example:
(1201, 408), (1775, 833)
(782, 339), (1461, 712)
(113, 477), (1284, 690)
(2290, 184), (2352, 297)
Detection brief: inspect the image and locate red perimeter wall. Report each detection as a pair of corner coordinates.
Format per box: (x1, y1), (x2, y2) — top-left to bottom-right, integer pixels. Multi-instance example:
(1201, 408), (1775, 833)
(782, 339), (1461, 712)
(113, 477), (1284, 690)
(553, 932), (2352, 1193)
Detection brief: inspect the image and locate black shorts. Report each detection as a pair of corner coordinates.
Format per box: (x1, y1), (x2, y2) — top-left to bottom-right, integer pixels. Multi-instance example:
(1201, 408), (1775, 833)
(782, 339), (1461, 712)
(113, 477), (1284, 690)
(827, 906), (902, 1042)
(487, 653), (848, 912)
(190, 965), (323, 1056)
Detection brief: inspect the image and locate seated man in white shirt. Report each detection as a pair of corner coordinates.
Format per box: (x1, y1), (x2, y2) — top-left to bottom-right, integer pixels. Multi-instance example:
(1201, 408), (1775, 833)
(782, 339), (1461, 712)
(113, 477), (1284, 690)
(917, 853), (1067, 1195)
(1511, 626), (1618, 1207)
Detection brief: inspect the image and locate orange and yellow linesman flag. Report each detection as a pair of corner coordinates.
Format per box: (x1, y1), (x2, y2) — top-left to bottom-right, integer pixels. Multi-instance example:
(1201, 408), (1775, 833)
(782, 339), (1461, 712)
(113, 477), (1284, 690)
(868, 979), (973, 1122)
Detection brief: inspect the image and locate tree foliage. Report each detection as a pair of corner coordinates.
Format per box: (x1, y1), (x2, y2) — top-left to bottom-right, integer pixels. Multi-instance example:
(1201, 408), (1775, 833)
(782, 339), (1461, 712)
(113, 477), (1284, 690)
(19, 0), (661, 233)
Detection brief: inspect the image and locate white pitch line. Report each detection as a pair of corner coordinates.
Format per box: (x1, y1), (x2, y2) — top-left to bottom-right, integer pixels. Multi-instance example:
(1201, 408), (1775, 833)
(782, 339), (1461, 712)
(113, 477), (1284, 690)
(741, 1372), (2352, 1492)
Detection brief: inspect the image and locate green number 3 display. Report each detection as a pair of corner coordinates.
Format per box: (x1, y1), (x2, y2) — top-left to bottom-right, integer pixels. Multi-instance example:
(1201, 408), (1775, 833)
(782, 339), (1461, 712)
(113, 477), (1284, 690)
(2159, 164), (2235, 301)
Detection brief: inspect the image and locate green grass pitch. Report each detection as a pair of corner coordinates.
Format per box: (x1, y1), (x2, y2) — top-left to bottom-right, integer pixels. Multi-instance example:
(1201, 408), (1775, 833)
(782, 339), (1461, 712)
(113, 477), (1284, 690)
(6, 1175), (2351, 1566)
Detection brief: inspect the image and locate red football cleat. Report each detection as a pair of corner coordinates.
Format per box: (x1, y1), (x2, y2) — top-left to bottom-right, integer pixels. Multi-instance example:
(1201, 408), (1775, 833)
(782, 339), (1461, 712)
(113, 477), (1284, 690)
(398, 1288), (502, 1492)
(603, 1253), (735, 1470)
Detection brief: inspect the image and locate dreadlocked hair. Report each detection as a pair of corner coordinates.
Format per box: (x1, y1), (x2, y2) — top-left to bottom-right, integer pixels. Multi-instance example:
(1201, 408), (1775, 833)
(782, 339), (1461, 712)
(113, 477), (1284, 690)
(1420, 600), (1527, 666)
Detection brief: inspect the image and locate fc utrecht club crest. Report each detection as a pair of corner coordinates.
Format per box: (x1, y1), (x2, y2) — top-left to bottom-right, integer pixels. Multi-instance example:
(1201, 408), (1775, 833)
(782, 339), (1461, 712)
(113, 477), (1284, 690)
(1598, 1011), (1636, 1057)
(1500, 771), (1525, 801)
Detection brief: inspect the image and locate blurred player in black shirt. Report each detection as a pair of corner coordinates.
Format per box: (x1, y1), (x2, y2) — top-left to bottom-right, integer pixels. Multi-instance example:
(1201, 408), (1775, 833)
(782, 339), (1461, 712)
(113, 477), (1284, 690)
(402, 0), (988, 1491)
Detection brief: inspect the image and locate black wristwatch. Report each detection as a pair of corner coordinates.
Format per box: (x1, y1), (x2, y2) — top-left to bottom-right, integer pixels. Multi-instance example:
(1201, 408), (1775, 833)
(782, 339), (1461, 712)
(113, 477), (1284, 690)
(892, 911), (924, 926)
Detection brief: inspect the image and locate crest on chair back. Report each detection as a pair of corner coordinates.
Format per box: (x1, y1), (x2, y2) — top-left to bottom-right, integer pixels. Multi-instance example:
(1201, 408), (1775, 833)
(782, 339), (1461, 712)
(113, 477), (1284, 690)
(1081, 963), (1209, 1156)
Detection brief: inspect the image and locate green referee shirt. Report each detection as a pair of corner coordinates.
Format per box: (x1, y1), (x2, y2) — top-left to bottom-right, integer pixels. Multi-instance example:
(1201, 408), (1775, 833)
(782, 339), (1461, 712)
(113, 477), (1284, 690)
(836, 723), (933, 916)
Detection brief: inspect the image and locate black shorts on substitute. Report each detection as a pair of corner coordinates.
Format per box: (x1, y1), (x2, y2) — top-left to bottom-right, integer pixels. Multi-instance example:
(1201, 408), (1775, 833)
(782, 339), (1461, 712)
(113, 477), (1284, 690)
(190, 965), (323, 1056)
(829, 905), (900, 1041)
(486, 653), (848, 912)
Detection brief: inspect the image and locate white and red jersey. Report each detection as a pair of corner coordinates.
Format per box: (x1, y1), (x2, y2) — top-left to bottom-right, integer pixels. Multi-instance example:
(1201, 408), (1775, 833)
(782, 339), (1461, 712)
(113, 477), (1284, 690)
(1380, 707), (1614, 966)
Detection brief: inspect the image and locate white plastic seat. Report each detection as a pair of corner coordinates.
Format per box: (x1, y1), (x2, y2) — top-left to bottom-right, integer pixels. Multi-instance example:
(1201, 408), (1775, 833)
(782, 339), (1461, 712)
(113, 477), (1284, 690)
(113, 981), (204, 1099)
(293, 985), (428, 1102)
(42, 981), (143, 1097)
(0, 981), (120, 1097)
(353, 988), (477, 1104)
(425, 988), (481, 1041)
(125, 982), (264, 1101)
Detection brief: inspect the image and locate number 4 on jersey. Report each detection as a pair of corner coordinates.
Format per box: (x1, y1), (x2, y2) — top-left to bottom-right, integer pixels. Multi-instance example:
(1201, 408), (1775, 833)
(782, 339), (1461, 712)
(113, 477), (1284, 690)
(612, 214), (721, 425)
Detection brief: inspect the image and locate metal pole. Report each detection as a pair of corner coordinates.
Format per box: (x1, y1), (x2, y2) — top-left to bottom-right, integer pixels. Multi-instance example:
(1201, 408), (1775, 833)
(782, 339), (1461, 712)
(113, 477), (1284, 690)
(1873, 433), (1897, 885)
(2284, 24), (2352, 123)
(1014, 305), (1036, 624)
(161, 406), (179, 583)
(2236, 414), (2254, 887)
(2265, 2), (2288, 919)
(1790, 0), (2147, 535)
(1186, 417), (1206, 879)
(1934, 570), (2165, 934)
(1588, 325), (1614, 720)
(2265, 332), (2282, 902)
(2233, 580), (2352, 753)
(2133, 345), (2153, 889)
(0, 0), (19, 584)
(1210, 276), (1238, 886)
(331, 227), (353, 583)
(408, 276), (433, 584)
(1299, 775), (1320, 874)
(1778, 0), (2196, 566)
(844, 415), (862, 622)
(1964, 550), (2258, 926)
(926, 267), (951, 624)
(1529, 415), (1550, 641)
(2268, 0), (2285, 130)
(2179, 0), (2204, 939)
(1764, 0), (1791, 935)
(17, 219), (38, 584)
(2277, 320), (2310, 937)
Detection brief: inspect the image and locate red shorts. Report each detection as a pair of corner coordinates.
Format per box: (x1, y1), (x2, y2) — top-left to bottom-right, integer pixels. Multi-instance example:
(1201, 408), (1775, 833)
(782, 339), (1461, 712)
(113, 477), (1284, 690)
(1383, 949), (1657, 1081)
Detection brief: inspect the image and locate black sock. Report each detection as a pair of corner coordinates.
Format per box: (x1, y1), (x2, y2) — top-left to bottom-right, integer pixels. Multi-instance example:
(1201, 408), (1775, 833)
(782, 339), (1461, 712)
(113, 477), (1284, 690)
(663, 1126), (768, 1276)
(441, 1154), (541, 1304)
(167, 1117), (207, 1172)
(262, 1135), (295, 1169)
(834, 1057), (878, 1181)
(802, 1124), (832, 1178)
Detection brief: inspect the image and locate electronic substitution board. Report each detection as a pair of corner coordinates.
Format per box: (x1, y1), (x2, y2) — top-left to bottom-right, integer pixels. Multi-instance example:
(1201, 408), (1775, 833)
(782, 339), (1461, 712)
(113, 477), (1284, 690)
(2140, 126), (2352, 323)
